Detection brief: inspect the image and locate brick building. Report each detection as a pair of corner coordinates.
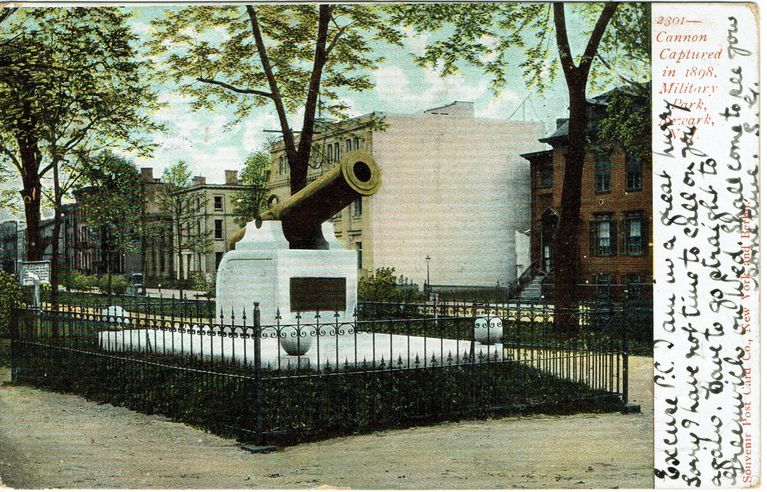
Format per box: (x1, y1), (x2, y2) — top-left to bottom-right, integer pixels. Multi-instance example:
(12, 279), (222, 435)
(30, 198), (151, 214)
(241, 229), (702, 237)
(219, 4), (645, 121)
(520, 92), (651, 300)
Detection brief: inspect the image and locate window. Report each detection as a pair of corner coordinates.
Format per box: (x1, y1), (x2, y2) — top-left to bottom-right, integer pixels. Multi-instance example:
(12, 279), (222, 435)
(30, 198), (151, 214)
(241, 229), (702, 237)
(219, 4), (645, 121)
(595, 157), (611, 193)
(345, 139), (352, 151)
(214, 219), (223, 240)
(215, 252), (223, 269)
(356, 242), (363, 269)
(538, 163), (553, 187)
(592, 273), (612, 299)
(333, 142), (340, 162)
(624, 212), (645, 255)
(624, 274), (642, 299)
(326, 144), (333, 163)
(213, 196), (223, 211)
(354, 137), (361, 150)
(353, 198), (362, 217)
(278, 155), (289, 175)
(626, 156), (643, 191)
(589, 214), (616, 256)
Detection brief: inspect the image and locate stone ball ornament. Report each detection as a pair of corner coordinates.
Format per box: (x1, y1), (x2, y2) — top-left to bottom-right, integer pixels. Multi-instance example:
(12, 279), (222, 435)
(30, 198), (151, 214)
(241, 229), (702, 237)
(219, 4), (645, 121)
(101, 305), (130, 325)
(279, 325), (314, 356)
(474, 317), (503, 344)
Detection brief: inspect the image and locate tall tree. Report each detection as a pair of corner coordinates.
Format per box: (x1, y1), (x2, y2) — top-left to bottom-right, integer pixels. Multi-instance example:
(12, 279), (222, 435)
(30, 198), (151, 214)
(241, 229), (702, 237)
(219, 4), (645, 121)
(150, 5), (403, 248)
(156, 160), (212, 294)
(391, 3), (649, 324)
(232, 150), (271, 227)
(0, 8), (161, 304)
(77, 151), (145, 290)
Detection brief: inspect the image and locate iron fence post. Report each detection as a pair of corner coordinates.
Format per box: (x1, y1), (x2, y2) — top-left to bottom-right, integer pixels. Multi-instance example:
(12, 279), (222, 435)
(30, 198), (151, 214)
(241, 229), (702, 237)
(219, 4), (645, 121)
(622, 310), (629, 403)
(253, 302), (263, 443)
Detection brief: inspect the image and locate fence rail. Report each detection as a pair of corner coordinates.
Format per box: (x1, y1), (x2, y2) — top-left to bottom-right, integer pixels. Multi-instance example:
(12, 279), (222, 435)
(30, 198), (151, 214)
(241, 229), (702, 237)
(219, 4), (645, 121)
(11, 299), (632, 444)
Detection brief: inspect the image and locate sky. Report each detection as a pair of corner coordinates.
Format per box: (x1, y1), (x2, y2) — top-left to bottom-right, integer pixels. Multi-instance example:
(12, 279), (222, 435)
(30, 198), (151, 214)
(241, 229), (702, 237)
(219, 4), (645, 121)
(1, 4), (595, 221)
(125, 5), (582, 184)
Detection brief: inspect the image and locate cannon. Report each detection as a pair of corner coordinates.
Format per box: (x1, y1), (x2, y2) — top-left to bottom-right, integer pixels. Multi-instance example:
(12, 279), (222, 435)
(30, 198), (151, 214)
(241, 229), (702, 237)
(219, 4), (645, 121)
(229, 150), (381, 250)
(217, 150), (382, 328)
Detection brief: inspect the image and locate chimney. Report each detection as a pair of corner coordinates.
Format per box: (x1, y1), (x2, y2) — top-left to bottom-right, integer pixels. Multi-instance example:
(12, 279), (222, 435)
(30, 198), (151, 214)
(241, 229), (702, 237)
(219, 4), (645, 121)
(140, 167), (154, 182)
(225, 170), (239, 185)
(191, 176), (206, 186)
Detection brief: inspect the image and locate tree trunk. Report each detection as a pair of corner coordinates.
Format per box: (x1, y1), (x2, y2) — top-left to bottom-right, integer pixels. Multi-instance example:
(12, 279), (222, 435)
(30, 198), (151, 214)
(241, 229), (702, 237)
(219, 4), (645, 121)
(50, 157), (63, 318)
(21, 179), (43, 261)
(553, 82), (588, 335)
(282, 4), (331, 251)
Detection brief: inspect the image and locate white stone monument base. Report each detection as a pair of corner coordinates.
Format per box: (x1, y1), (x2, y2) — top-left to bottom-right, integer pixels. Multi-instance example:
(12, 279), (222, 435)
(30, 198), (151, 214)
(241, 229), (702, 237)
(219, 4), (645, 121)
(97, 328), (489, 370)
(215, 222), (358, 325)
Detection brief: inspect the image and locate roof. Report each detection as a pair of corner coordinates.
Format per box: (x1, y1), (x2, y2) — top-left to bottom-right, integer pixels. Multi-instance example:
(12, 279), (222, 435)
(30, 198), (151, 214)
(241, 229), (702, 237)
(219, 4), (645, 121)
(540, 120), (570, 143)
(539, 84), (649, 143)
(520, 149), (553, 161)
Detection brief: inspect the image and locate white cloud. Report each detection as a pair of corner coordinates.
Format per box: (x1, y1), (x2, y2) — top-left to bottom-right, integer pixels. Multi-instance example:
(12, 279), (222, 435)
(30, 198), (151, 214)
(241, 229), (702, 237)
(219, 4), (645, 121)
(422, 63), (489, 105)
(129, 21), (152, 35)
(373, 63), (491, 114)
(239, 112), (278, 151)
(477, 88), (521, 119)
(402, 27), (429, 57)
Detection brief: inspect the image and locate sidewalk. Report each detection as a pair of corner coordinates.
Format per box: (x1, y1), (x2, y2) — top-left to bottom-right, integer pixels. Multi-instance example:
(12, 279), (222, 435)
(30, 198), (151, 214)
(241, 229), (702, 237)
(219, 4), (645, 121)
(0, 358), (653, 489)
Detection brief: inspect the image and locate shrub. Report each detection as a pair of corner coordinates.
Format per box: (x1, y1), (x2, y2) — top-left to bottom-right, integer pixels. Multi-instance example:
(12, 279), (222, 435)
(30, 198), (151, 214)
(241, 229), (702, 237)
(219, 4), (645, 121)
(97, 275), (128, 296)
(191, 272), (215, 298)
(358, 267), (424, 303)
(64, 272), (99, 292)
(0, 271), (25, 337)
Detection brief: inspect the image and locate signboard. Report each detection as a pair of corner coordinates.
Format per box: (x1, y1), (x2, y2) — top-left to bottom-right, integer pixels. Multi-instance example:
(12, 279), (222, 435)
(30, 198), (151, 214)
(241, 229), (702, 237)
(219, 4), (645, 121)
(289, 277), (346, 313)
(21, 261), (51, 286)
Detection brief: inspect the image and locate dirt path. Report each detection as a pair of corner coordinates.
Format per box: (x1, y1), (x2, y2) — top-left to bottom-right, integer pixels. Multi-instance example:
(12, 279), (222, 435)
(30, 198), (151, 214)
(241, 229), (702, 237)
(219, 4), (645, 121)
(0, 357), (653, 489)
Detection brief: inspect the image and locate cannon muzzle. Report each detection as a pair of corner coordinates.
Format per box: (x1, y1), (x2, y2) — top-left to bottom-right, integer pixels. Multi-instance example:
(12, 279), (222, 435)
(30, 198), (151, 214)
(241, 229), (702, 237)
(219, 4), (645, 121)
(228, 150), (381, 250)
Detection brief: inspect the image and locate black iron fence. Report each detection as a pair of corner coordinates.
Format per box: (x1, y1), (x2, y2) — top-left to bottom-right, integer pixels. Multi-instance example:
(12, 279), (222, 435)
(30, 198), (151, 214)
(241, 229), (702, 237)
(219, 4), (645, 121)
(10, 299), (630, 445)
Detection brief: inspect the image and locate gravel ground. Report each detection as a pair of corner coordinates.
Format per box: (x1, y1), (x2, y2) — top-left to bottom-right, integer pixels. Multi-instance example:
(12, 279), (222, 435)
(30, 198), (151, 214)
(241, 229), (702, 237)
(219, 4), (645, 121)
(0, 357), (653, 489)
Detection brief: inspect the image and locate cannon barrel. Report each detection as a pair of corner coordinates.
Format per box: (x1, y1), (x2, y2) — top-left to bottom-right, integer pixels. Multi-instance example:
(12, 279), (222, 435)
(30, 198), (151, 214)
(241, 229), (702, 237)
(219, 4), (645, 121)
(228, 150), (381, 249)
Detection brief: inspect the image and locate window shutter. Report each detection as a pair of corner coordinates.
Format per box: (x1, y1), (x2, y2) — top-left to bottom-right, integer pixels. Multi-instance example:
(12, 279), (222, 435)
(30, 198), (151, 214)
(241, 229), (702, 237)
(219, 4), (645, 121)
(589, 220), (597, 256)
(610, 219), (617, 255)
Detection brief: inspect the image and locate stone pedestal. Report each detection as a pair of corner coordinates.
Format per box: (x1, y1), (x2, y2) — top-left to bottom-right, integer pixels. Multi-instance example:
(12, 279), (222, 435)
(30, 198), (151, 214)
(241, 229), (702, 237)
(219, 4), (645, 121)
(215, 221), (358, 327)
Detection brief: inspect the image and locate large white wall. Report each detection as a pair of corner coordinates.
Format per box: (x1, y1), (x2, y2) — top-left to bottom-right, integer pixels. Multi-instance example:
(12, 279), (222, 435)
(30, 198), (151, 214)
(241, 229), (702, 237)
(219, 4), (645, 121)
(368, 112), (546, 288)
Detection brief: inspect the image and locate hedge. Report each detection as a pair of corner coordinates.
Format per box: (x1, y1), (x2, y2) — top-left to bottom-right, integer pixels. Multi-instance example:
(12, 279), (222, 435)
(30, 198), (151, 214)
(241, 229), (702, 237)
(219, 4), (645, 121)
(12, 340), (622, 445)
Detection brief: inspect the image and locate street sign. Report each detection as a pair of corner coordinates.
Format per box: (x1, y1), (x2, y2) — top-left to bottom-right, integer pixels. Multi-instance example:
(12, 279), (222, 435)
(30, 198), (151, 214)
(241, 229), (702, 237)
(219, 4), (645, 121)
(21, 261), (51, 286)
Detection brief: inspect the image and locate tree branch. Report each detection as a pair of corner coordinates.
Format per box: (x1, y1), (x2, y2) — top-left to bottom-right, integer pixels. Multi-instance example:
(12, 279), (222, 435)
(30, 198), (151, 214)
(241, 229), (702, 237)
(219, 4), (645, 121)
(579, 2), (619, 74)
(552, 3), (576, 80)
(0, 141), (22, 174)
(295, 4), (331, 190)
(595, 51), (646, 90)
(196, 77), (274, 99)
(0, 7), (17, 26)
(326, 20), (355, 57)
(245, 5), (297, 163)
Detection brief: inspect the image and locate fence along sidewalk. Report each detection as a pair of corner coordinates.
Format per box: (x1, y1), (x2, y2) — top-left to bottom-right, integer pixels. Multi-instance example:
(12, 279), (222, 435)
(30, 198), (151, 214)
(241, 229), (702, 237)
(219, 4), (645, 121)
(10, 299), (630, 444)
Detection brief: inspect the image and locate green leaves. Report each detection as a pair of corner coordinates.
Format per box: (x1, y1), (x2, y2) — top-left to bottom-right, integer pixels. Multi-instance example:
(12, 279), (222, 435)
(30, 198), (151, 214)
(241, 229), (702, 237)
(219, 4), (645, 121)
(388, 2), (649, 95)
(78, 151), (145, 252)
(149, 5), (404, 141)
(232, 150), (270, 226)
(0, 7), (163, 236)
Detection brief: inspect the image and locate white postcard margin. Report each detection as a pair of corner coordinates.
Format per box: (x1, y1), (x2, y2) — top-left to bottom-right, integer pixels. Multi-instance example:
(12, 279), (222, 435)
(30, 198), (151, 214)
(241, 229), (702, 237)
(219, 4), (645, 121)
(652, 3), (760, 488)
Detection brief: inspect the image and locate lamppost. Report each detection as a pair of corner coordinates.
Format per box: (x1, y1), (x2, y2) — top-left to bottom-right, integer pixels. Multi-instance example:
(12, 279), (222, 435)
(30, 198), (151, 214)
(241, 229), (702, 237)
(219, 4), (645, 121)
(425, 255), (431, 294)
